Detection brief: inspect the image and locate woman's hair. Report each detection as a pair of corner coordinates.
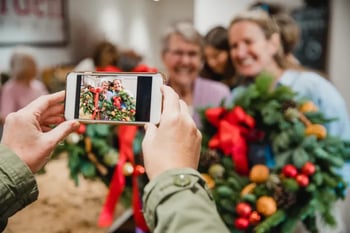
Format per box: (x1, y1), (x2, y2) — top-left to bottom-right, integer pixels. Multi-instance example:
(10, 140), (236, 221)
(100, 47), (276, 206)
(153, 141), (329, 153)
(92, 41), (119, 67)
(9, 49), (37, 80)
(201, 26), (238, 89)
(161, 20), (204, 54)
(229, 9), (294, 70)
(117, 49), (143, 71)
(249, 2), (300, 55)
(204, 26), (229, 51)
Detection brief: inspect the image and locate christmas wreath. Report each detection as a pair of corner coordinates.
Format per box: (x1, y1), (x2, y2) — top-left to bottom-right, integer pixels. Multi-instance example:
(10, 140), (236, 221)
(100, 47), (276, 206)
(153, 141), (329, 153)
(199, 74), (350, 233)
(80, 86), (136, 121)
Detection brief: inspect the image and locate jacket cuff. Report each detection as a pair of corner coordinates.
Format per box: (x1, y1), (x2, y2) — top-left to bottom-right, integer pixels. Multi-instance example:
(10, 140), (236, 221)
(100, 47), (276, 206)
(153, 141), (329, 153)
(0, 144), (38, 219)
(142, 168), (210, 230)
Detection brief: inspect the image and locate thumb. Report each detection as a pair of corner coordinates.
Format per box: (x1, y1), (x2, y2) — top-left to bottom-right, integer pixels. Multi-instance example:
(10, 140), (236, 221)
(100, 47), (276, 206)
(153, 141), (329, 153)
(143, 123), (157, 144)
(45, 120), (80, 144)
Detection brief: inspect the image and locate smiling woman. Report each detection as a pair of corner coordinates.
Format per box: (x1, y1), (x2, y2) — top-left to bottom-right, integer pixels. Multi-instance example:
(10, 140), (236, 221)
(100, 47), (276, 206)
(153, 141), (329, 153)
(160, 20), (231, 129)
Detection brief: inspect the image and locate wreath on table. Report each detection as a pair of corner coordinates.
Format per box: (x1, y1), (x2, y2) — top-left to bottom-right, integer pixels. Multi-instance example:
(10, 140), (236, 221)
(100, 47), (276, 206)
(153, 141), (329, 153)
(198, 74), (350, 233)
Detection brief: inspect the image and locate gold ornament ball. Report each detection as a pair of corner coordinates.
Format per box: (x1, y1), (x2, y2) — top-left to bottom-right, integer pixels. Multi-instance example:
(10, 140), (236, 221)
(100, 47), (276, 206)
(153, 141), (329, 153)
(66, 133), (81, 144)
(256, 196), (277, 217)
(123, 162), (134, 176)
(208, 164), (225, 179)
(249, 164), (270, 183)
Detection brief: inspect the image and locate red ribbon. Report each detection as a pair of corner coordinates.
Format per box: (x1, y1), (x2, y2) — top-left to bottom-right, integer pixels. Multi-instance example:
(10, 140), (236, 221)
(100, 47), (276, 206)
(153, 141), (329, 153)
(113, 96), (122, 110)
(98, 126), (148, 231)
(90, 87), (101, 120)
(96, 65), (123, 72)
(131, 64), (157, 72)
(206, 106), (255, 175)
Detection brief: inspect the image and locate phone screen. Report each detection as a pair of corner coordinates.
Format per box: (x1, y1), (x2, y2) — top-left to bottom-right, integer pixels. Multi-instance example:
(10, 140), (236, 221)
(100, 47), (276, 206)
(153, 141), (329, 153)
(74, 73), (154, 122)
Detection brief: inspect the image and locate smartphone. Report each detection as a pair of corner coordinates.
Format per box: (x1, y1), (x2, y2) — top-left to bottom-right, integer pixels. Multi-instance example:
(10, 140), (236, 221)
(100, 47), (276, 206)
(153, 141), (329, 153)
(64, 71), (164, 125)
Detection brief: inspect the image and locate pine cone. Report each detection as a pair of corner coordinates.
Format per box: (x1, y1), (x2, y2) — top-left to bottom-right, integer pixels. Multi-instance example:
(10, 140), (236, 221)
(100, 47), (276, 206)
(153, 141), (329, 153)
(273, 186), (297, 208)
(200, 149), (220, 169)
(282, 100), (297, 112)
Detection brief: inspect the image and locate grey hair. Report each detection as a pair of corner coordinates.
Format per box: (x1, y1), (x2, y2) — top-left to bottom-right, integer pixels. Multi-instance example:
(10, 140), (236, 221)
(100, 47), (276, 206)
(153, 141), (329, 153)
(161, 20), (204, 54)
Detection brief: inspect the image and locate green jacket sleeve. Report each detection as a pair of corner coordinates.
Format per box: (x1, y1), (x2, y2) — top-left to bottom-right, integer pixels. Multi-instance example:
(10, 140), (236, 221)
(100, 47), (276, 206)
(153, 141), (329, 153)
(0, 144), (38, 230)
(143, 168), (230, 233)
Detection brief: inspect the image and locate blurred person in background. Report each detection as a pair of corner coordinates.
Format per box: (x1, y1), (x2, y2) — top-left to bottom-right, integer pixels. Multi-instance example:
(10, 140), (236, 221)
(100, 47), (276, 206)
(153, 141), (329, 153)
(74, 41), (121, 72)
(200, 26), (240, 90)
(0, 49), (48, 125)
(161, 21), (231, 128)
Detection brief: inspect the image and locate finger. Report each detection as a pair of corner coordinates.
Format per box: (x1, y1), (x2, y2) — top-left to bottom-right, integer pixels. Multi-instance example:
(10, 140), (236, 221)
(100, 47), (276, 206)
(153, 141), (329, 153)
(161, 85), (180, 116)
(21, 91), (66, 116)
(40, 104), (64, 120)
(41, 125), (53, 132)
(41, 115), (65, 126)
(43, 120), (80, 144)
(142, 123), (156, 145)
(179, 100), (196, 127)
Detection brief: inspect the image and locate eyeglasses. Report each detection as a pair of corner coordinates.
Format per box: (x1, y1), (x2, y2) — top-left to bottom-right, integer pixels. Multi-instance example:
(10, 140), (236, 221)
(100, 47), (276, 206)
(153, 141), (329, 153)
(166, 49), (201, 59)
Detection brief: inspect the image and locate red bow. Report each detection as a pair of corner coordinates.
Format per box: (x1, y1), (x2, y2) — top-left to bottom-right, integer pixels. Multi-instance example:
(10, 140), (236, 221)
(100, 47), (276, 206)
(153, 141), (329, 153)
(98, 125), (148, 231)
(206, 106), (255, 175)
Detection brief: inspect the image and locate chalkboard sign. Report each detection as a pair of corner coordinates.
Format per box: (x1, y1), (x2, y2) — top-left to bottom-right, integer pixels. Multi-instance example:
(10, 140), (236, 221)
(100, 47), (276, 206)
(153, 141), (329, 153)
(292, 5), (329, 73)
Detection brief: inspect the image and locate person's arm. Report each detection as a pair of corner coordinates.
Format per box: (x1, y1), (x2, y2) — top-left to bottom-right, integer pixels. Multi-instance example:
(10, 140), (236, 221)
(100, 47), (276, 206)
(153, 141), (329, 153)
(142, 85), (230, 233)
(0, 145), (38, 219)
(143, 168), (230, 233)
(0, 91), (79, 230)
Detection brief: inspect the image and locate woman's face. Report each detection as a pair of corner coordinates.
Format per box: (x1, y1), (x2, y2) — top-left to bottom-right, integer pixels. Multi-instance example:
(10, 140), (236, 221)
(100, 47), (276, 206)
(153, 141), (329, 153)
(113, 79), (122, 91)
(204, 45), (228, 74)
(228, 21), (278, 77)
(162, 34), (202, 88)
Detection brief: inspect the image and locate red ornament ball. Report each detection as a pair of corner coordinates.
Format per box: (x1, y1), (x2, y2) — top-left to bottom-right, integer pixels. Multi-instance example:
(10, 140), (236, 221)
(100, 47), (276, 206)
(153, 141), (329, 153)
(235, 202), (252, 218)
(296, 174), (309, 187)
(282, 164), (298, 178)
(234, 217), (249, 230)
(301, 162), (316, 176)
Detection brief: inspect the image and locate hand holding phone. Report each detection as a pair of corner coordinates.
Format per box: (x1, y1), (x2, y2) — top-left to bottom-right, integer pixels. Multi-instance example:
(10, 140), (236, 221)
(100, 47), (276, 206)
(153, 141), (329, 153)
(64, 72), (164, 125)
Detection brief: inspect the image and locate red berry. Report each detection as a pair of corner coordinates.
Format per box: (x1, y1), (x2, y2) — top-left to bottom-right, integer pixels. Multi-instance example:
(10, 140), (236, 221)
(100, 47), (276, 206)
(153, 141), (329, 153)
(234, 217), (249, 230)
(302, 162), (316, 176)
(296, 174), (309, 187)
(76, 124), (86, 134)
(235, 202), (252, 218)
(282, 164), (298, 178)
(249, 211), (261, 225)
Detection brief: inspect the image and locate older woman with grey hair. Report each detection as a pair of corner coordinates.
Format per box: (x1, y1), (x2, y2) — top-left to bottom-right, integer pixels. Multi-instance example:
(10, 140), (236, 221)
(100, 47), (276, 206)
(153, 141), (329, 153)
(161, 21), (231, 128)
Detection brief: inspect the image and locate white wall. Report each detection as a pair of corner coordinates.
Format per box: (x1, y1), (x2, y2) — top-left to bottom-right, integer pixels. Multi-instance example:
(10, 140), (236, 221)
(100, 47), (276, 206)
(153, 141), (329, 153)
(194, 0), (303, 35)
(0, 0), (193, 73)
(329, 0), (350, 110)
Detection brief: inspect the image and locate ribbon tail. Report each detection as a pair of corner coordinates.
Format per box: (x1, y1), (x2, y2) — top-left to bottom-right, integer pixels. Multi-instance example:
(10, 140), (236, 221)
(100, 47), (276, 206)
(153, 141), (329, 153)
(231, 138), (249, 175)
(98, 159), (126, 227)
(132, 174), (149, 232)
(92, 91), (100, 120)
